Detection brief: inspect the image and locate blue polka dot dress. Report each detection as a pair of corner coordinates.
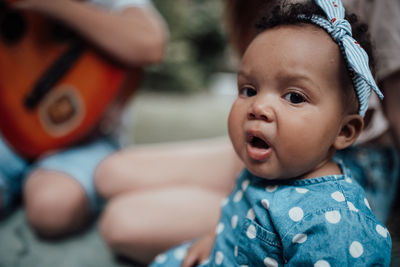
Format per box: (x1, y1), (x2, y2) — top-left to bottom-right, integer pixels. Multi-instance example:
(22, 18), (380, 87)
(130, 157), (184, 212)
(150, 161), (391, 267)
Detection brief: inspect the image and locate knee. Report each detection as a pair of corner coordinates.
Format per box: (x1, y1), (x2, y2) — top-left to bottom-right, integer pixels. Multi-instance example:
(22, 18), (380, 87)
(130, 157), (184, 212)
(99, 199), (138, 247)
(94, 153), (125, 199)
(24, 171), (89, 237)
(99, 199), (155, 263)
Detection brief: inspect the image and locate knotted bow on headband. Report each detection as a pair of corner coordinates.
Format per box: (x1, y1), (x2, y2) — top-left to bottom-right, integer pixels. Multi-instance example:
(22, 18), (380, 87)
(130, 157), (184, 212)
(306, 0), (383, 117)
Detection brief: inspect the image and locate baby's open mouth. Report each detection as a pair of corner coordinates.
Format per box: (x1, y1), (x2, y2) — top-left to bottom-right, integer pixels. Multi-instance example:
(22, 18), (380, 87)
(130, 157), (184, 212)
(249, 135), (270, 149)
(246, 134), (272, 161)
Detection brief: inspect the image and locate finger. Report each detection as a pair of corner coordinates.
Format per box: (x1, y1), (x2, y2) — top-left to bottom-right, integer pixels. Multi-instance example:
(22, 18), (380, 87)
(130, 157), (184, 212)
(198, 253), (210, 265)
(182, 252), (199, 267)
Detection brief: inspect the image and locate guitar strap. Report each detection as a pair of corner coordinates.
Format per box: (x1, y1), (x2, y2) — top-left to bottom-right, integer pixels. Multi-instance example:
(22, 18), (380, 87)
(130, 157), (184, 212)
(24, 43), (84, 109)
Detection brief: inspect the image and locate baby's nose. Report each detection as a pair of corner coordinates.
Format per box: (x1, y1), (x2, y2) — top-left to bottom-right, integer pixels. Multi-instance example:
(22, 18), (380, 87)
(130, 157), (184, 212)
(248, 100), (275, 122)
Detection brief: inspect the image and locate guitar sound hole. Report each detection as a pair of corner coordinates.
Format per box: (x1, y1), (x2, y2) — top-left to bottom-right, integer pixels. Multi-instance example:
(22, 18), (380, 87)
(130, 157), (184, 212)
(46, 94), (77, 125)
(0, 11), (26, 44)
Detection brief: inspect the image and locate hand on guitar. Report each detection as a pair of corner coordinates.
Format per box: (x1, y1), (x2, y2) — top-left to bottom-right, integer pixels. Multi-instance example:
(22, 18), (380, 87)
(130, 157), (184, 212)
(12, 0), (167, 66)
(0, 0), (167, 158)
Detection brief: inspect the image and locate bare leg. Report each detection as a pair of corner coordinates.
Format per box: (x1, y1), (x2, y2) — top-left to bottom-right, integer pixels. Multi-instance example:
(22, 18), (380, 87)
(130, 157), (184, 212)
(99, 186), (225, 264)
(95, 137), (243, 263)
(95, 137), (243, 198)
(24, 169), (90, 237)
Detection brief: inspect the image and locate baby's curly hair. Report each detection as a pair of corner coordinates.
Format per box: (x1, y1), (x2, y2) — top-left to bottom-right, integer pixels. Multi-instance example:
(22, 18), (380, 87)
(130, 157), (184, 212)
(254, 0), (375, 114)
(255, 0), (375, 74)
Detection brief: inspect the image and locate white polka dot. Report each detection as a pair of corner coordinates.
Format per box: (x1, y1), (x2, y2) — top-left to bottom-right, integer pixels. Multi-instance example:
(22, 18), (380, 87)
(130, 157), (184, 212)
(264, 257), (278, 267)
(314, 259), (331, 267)
(200, 258), (210, 265)
(154, 253), (167, 263)
(364, 198), (371, 209)
(296, 188), (309, 194)
(241, 179), (250, 190)
(247, 208), (256, 220)
(376, 224), (388, 238)
(246, 224), (257, 239)
(345, 177), (352, 183)
(221, 197), (229, 206)
(240, 265), (249, 267)
(231, 215), (238, 229)
(234, 245), (238, 257)
(233, 190), (243, 202)
(261, 199), (270, 210)
(347, 201), (359, 212)
(289, 207), (304, 222)
(266, 185), (278, 192)
(215, 251), (224, 265)
(331, 191), (345, 202)
(174, 248), (186, 260)
(292, 233), (307, 244)
(216, 222), (224, 234)
(325, 210), (341, 224)
(349, 241), (363, 258)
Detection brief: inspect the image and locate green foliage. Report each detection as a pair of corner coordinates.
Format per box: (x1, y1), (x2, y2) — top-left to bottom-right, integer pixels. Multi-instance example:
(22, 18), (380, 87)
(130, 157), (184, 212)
(143, 0), (228, 93)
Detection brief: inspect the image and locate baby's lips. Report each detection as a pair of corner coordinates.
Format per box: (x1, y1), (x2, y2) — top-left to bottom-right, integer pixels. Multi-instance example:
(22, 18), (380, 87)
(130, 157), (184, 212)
(246, 143), (272, 161)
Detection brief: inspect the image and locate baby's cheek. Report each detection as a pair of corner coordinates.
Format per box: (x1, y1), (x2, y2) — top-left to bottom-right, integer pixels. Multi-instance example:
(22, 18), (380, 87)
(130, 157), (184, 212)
(227, 109), (243, 146)
(277, 132), (321, 170)
(279, 130), (312, 155)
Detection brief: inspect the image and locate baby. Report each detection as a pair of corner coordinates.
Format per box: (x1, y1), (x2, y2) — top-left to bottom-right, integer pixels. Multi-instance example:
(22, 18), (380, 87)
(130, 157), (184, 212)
(150, 0), (391, 266)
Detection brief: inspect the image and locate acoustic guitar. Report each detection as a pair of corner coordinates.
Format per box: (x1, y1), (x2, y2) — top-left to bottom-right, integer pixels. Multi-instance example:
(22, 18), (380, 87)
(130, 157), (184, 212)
(0, 1), (139, 159)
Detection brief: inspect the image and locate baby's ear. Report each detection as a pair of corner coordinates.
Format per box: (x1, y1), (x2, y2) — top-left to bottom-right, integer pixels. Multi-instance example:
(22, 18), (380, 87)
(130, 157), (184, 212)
(334, 114), (364, 150)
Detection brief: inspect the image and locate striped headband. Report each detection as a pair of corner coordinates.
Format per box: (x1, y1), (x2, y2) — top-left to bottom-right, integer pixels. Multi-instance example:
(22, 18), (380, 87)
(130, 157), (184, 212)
(302, 0), (383, 117)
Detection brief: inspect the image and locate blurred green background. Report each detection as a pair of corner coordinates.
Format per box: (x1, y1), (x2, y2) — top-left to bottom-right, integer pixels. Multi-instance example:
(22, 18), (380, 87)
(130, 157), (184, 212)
(143, 0), (231, 93)
(122, 0), (239, 145)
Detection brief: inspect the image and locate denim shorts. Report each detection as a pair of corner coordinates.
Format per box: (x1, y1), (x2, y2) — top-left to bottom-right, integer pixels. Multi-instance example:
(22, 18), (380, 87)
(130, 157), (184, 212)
(0, 136), (118, 213)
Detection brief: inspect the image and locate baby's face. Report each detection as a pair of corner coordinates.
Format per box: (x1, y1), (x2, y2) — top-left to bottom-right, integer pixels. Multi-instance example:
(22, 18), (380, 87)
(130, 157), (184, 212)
(228, 24), (348, 180)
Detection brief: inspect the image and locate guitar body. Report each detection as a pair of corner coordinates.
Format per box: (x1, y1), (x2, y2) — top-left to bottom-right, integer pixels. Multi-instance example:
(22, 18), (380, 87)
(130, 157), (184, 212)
(0, 4), (129, 158)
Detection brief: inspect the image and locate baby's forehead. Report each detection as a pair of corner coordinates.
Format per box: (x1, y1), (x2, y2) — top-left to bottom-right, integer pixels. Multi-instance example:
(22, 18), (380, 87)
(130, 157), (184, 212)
(246, 24), (344, 71)
(254, 24), (338, 53)
(242, 24), (352, 97)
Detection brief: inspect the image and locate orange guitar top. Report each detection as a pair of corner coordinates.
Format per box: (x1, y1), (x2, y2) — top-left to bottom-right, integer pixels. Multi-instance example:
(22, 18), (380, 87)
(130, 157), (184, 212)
(0, 4), (140, 159)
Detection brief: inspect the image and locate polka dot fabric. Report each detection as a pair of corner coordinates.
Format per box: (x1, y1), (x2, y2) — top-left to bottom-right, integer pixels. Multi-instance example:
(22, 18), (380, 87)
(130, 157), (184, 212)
(149, 161), (391, 267)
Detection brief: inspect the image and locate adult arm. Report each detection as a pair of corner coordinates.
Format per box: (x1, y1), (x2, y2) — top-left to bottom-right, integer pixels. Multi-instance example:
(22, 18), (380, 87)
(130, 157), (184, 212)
(13, 0), (168, 66)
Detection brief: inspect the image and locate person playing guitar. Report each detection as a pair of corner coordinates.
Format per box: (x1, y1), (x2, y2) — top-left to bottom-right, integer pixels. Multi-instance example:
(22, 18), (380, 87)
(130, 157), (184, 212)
(0, 0), (167, 237)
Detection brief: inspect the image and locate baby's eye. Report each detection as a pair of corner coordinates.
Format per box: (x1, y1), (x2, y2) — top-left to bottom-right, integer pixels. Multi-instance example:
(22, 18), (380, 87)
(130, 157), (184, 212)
(241, 87), (257, 97)
(284, 92), (306, 104)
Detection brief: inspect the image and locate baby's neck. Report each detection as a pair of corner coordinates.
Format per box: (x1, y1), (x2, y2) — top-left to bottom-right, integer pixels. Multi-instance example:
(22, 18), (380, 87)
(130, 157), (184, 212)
(296, 159), (342, 180)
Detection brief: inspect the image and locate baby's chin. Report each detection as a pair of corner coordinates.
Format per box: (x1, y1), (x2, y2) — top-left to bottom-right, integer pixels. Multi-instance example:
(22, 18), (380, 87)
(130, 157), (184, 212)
(244, 156), (325, 181)
(245, 167), (283, 180)
(246, 164), (305, 181)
